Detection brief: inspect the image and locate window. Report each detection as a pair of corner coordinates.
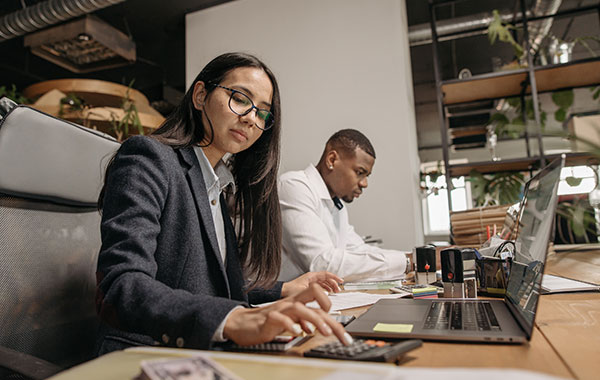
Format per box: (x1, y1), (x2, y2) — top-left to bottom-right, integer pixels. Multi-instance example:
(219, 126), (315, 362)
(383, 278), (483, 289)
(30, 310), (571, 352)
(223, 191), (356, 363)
(422, 175), (469, 235)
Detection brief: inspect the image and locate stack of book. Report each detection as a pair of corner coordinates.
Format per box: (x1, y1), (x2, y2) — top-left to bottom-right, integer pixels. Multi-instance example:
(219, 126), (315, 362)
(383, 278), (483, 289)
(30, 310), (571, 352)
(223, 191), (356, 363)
(412, 286), (438, 299)
(450, 204), (511, 248)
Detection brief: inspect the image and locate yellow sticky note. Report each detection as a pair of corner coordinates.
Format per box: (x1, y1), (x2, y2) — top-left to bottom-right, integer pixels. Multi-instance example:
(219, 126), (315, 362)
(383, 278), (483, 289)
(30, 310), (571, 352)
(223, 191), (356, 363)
(373, 323), (413, 333)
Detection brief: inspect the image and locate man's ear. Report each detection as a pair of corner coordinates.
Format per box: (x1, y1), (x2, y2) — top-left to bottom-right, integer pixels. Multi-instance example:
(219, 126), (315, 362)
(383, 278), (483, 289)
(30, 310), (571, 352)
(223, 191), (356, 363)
(326, 150), (339, 170)
(192, 81), (207, 111)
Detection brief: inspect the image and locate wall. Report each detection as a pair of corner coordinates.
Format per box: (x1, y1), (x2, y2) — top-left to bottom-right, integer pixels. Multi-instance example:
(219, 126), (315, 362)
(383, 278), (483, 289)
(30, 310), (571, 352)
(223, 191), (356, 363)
(186, 0), (423, 250)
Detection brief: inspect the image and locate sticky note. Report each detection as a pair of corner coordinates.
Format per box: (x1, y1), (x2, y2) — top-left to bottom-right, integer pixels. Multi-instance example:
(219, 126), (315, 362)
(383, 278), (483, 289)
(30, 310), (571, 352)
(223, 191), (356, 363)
(373, 323), (413, 333)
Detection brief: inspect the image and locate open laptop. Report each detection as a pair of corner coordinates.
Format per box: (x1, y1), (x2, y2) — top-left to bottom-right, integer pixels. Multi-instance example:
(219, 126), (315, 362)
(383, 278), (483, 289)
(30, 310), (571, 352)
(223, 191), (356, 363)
(346, 155), (565, 343)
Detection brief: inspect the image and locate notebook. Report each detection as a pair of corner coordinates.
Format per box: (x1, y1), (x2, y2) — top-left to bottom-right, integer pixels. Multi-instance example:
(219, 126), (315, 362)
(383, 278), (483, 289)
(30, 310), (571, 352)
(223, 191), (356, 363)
(346, 156), (565, 343)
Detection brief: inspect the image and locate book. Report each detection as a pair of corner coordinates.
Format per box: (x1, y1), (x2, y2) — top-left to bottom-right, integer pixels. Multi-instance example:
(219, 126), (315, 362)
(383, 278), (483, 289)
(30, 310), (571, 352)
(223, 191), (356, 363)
(541, 274), (600, 294)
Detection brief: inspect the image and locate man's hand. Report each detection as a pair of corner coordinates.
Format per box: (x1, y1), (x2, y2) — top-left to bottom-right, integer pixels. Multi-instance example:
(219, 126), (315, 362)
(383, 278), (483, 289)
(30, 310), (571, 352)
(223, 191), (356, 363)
(281, 271), (343, 297)
(223, 283), (352, 346)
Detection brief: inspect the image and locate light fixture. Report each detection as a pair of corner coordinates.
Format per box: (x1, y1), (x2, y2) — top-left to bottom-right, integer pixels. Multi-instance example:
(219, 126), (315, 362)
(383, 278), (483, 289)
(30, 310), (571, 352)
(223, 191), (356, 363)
(24, 15), (135, 73)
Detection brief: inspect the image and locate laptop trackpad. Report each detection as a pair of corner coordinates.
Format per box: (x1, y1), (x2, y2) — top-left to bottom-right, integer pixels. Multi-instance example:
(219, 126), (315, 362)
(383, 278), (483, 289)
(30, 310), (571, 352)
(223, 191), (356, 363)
(362, 300), (429, 323)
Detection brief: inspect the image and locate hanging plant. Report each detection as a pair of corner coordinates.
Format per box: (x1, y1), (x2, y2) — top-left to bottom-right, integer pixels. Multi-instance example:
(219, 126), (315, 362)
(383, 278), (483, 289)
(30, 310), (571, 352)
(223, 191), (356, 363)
(420, 161), (445, 196)
(487, 10), (524, 60)
(551, 90), (574, 122)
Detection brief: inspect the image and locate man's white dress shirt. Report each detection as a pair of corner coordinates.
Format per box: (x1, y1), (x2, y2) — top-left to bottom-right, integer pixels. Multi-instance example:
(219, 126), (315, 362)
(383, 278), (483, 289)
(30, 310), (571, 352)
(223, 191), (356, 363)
(278, 164), (408, 282)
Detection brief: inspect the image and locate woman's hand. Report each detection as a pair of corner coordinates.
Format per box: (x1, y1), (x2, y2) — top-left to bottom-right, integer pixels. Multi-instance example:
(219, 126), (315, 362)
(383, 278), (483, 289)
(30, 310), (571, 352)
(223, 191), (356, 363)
(223, 283), (352, 346)
(281, 271), (343, 297)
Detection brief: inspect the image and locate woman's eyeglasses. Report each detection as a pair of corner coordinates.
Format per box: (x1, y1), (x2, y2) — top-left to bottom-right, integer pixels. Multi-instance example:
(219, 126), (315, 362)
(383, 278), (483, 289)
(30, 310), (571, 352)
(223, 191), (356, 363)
(210, 83), (274, 131)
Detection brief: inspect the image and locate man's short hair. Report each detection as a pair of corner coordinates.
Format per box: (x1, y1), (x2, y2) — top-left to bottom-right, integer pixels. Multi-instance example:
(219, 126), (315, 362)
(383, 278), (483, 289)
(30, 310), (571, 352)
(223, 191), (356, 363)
(327, 129), (376, 159)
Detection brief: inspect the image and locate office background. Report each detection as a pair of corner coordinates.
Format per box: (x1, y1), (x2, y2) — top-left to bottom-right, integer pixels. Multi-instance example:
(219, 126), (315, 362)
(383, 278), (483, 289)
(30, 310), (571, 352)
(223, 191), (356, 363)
(1, 0), (598, 249)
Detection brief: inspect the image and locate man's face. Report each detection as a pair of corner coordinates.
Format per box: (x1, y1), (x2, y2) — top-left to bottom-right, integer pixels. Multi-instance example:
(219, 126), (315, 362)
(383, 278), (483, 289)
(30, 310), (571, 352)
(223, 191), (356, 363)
(329, 147), (375, 203)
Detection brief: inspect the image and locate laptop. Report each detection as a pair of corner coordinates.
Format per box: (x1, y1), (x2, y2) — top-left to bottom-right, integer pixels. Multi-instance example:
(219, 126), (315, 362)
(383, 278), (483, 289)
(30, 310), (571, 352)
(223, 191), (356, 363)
(346, 155), (565, 343)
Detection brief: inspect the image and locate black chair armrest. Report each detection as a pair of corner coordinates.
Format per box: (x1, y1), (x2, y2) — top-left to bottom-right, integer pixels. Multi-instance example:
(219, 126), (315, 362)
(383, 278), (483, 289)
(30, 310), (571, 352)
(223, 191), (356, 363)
(0, 345), (61, 380)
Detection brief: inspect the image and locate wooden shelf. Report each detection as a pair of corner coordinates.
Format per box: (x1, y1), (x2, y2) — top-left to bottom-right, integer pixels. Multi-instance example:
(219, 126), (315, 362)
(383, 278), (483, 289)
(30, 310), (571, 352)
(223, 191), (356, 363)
(442, 58), (600, 105)
(448, 152), (599, 177)
(23, 79), (154, 112)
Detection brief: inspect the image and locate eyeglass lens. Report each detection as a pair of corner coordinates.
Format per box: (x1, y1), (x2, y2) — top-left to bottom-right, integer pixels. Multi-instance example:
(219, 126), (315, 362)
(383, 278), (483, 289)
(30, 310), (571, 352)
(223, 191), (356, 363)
(228, 91), (273, 130)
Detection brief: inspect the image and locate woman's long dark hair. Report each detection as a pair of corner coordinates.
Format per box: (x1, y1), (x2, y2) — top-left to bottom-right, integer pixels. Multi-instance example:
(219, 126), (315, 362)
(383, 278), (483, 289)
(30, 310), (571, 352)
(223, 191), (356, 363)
(102, 52), (282, 290)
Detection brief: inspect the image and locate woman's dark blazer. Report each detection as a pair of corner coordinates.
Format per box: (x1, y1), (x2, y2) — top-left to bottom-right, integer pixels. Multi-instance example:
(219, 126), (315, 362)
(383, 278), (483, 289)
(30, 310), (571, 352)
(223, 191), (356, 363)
(95, 136), (282, 354)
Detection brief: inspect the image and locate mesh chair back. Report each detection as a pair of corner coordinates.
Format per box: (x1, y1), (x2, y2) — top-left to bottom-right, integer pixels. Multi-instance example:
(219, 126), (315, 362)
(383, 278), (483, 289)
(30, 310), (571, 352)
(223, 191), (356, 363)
(0, 196), (101, 367)
(0, 100), (120, 370)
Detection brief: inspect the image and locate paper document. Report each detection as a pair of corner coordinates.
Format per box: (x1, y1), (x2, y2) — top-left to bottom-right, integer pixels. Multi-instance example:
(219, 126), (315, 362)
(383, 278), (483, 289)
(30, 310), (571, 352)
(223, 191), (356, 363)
(541, 274), (600, 294)
(306, 292), (403, 311)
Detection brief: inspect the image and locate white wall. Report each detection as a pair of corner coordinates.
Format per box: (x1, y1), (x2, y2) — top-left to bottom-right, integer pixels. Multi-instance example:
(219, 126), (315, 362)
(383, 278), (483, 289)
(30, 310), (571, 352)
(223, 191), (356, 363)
(186, 0), (423, 250)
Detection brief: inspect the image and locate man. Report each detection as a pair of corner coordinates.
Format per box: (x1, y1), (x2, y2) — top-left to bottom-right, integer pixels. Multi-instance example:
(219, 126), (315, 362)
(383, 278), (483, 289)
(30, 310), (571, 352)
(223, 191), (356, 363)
(278, 129), (410, 282)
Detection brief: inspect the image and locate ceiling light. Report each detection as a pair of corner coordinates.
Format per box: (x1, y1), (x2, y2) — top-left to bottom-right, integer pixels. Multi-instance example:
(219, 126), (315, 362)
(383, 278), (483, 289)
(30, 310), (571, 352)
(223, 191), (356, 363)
(24, 15), (135, 73)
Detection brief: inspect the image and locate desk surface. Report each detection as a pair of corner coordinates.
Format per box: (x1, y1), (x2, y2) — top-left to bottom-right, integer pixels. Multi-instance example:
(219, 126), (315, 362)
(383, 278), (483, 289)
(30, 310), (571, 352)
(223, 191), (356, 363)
(49, 247), (600, 380)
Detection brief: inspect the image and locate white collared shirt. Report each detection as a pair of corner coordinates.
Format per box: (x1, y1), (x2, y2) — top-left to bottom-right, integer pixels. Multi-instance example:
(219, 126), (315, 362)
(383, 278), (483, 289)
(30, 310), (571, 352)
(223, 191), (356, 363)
(193, 146), (235, 264)
(193, 147), (240, 343)
(278, 164), (408, 282)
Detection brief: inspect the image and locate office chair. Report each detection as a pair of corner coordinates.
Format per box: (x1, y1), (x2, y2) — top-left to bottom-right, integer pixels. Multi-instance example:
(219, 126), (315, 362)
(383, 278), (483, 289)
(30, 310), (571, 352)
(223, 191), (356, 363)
(0, 99), (120, 379)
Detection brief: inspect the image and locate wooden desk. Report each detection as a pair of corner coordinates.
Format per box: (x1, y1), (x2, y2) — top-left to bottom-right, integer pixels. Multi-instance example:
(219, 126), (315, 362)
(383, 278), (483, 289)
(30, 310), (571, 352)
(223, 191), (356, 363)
(296, 248), (600, 379)
(536, 248), (600, 380)
(48, 248), (600, 380)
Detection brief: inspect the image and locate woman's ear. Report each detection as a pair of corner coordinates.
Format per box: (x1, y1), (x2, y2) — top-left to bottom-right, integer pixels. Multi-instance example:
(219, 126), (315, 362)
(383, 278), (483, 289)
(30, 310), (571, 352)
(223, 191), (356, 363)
(192, 81), (207, 111)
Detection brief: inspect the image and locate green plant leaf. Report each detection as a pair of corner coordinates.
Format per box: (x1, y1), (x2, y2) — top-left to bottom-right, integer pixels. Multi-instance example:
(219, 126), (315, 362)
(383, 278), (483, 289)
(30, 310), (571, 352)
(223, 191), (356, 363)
(487, 10), (523, 59)
(565, 176), (582, 187)
(571, 205), (586, 238)
(551, 90), (574, 109)
(507, 97), (521, 108)
(511, 117), (525, 125)
(554, 108), (567, 122)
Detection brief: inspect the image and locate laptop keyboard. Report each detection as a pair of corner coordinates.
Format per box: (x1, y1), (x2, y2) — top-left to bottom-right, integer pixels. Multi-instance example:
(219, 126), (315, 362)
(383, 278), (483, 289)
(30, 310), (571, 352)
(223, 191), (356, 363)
(423, 301), (501, 331)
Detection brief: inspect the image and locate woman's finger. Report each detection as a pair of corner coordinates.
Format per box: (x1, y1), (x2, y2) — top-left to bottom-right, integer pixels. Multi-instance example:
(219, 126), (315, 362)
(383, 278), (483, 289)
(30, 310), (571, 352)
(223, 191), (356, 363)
(324, 277), (342, 292)
(318, 281), (335, 293)
(314, 308), (354, 346)
(292, 283), (332, 312)
(315, 271), (343, 285)
(281, 301), (334, 337)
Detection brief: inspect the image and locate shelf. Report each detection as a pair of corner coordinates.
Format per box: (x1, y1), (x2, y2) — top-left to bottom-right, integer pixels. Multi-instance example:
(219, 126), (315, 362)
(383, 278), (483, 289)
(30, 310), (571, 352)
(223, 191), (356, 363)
(448, 152), (599, 177)
(441, 58), (600, 105)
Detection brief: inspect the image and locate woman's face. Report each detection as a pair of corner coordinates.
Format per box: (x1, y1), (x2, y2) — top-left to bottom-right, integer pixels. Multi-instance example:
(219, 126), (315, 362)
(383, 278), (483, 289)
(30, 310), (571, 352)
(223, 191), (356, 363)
(193, 67), (273, 165)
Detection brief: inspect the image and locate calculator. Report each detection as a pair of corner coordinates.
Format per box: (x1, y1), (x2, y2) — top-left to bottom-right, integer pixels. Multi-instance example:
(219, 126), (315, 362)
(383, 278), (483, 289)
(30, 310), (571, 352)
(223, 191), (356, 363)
(304, 338), (422, 362)
(218, 335), (310, 352)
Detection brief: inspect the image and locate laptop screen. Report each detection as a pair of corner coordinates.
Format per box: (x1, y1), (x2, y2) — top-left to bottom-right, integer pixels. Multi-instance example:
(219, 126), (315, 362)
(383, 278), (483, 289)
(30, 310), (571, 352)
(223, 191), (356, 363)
(505, 156), (564, 333)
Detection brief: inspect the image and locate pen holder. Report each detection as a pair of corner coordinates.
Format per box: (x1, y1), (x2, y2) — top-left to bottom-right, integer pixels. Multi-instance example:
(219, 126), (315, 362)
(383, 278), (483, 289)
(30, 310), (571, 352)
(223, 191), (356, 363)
(475, 256), (512, 297)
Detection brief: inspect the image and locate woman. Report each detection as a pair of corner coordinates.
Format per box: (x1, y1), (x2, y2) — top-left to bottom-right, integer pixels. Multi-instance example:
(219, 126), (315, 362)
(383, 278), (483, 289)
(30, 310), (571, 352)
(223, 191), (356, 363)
(95, 52), (351, 354)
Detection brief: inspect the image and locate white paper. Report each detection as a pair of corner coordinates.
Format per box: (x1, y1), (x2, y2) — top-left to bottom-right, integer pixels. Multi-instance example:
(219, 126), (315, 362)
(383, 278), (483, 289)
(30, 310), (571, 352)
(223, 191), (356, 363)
(541, 274), (600, 294)
(305, 292), (403, 311)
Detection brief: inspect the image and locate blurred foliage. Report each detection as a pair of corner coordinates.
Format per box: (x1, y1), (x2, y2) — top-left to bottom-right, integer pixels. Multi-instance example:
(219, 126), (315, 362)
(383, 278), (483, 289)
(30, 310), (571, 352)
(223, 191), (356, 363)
(110, 80), (143, 141)
(468, 170), (525, 207)
(0, 84), (29, 104)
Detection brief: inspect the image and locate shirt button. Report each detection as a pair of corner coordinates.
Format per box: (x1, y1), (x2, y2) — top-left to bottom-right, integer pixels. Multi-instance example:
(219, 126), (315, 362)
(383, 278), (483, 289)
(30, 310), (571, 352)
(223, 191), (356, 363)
(162, 334), (169, 344)
(211, 199), (217, 206)
(176, 337), (185, 348)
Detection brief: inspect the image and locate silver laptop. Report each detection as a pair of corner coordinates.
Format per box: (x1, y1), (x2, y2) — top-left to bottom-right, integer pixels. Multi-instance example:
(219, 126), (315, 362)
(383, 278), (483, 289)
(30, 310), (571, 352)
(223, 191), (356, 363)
(346, 156), (565, 343)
